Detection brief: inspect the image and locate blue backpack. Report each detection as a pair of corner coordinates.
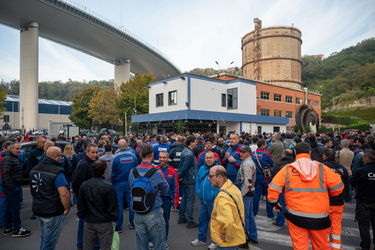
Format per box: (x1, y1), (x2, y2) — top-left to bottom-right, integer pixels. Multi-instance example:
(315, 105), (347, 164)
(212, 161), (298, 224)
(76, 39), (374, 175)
(131, 167), (158, 214)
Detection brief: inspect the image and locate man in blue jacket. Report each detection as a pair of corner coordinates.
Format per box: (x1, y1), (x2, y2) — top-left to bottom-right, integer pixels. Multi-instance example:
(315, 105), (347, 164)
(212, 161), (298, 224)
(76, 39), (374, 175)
(223, 133), (242, 184)
(191, 152), (219, 250)
(153, 136), (171, 165)
(178, 136), (198, 228)
(128, 145), (169, 250)
(112, 139), (138, 232)
(252, 138), (275, 220)
(155, 151), (178, 246)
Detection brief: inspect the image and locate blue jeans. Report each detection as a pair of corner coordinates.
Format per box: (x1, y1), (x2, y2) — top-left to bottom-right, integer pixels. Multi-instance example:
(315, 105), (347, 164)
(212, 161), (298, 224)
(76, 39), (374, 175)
(3, 186), (22, 231)
(37, 214), (66, 250)
(134, 209), (166, 250)
(161, 197), (172, 240)
(197, 203), (213, 242)
(178, 184), (195, 224)
(253, 176), (274, 218)
(275, 192), (285, 227)
(0, 195), (6, 227)
(114, 181), (134, 230)
(243, 196), (257, 241)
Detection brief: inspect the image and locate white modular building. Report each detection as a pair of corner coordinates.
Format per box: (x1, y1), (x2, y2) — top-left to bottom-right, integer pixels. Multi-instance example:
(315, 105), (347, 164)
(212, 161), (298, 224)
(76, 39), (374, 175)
(132, 74), (288, 134)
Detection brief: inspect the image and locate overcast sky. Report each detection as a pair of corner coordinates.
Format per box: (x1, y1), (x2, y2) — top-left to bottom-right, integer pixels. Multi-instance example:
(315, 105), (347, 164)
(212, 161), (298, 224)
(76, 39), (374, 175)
(0, 0), (374, 82)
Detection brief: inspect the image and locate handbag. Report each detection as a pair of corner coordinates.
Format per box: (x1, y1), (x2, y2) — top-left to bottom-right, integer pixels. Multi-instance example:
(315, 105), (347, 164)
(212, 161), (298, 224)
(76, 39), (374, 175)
(254, 151), (272, 179)
(111, 224), (120, 250)
(220, 189), (252, 249)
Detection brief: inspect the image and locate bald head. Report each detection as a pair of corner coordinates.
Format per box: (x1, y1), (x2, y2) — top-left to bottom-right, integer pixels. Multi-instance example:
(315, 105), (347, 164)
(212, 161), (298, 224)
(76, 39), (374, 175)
(46, 146), (62, 158)
(118, 139), (128, 150)
(212, 165), (227, 176)
(44, 141), (55, 151)
(209, 165), (227, 187)
(36, 136), (46, 149)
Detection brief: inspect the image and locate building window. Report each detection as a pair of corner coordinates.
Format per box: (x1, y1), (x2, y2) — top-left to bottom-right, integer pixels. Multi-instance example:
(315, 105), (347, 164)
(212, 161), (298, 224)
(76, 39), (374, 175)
(156, 93), (163, 107)
(261, 109), (270, 116)
(286, 95), (293, 103)
(227, 88), (238, 109)
(296, 97), (302, 104)
(308, 99), (311, 105)
(257, 126), (262, 134)
(221, 94), (226, 107)
(168, 91), (177, 105)
(274, 94), (282, 102)
(274, 110), (282, 117)
(314, 101), (319, 107)
(273, 127), (280, 133)
(285, 111), (293, 118)
(261, 91), (269, 100)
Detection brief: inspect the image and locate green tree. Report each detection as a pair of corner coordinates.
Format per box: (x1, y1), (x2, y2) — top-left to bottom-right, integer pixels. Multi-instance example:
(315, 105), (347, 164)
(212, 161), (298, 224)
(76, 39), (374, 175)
(0, 88), (7, 118)
(69, 86), (101, 128)
(88, 86), (118, 127)
(117, 73), (157, 125)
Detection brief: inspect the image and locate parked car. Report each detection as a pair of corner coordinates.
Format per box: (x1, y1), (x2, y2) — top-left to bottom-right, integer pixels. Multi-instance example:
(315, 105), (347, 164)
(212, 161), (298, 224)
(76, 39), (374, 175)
(80, 129), (98, 138)
(21, 141), (69, 183)
(100, 128), (119, 137)
(32, 129), (48, 135)
(2, 129), (21, 136)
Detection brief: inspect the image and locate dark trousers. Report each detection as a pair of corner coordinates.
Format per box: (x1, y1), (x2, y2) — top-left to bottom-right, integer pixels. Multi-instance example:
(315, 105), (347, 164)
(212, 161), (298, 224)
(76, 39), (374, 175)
(161, 197), (172, 240)
(84, 222), (113, 250)
(356, 200), (375, 250)
(3, 186), (22, 231)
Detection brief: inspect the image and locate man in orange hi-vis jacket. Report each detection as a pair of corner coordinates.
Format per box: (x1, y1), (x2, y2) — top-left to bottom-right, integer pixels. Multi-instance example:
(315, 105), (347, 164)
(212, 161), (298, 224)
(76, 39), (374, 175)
(268, 142), (344, 250)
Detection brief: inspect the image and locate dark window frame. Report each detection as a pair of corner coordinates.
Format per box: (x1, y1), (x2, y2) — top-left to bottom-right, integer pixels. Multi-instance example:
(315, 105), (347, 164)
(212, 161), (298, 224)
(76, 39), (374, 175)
(156, 93), (163, 107)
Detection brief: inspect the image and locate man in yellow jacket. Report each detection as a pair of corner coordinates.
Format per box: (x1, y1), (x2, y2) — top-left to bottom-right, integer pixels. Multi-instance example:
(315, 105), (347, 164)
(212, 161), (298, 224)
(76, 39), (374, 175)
(209, 165), (246, 249)
(268, 142), (344, 250)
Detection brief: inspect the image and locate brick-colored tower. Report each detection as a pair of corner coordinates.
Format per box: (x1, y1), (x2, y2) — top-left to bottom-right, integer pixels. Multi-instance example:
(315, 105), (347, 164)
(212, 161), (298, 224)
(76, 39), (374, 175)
(241, 18), (302, 89)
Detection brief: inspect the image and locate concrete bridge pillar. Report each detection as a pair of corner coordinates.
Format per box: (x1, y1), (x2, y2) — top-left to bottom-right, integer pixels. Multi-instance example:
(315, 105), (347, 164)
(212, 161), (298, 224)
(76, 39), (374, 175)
(20, 22), (39, 131)
(114, 59), (130, 89)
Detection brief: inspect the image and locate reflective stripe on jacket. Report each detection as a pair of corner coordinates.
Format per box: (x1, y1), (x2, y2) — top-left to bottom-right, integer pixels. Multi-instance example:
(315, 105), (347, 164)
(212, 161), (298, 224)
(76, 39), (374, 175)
(268, 153), (344, 229)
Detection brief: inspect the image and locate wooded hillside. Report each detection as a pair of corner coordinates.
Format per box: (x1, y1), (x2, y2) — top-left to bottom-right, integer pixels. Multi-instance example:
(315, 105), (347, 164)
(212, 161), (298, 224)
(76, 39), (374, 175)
(302, 38), (375, 109)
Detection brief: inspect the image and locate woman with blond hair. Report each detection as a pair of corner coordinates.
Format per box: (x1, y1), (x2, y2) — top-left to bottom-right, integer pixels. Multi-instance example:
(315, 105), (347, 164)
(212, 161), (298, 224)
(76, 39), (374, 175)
(64, 144), (79, 205)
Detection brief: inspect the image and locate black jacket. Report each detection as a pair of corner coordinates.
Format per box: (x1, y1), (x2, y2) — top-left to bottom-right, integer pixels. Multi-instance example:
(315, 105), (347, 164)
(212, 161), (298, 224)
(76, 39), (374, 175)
(351, 162), (375, 203)
(71, 155), (96, 195)
(27, 147), (44, 172)
(169, 144), (186, 169)
(323, 159), (349, 206)
(1, 150), (22, 190)
(272, 156), (294, 177)
(30, 157), (66, 217)
(77, 177), (118, 223)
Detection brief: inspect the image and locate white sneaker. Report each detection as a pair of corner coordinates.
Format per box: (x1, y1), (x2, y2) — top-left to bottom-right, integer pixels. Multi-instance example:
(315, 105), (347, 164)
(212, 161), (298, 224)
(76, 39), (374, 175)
(208, 242), (217, 250)
(191, 239), (207, 246)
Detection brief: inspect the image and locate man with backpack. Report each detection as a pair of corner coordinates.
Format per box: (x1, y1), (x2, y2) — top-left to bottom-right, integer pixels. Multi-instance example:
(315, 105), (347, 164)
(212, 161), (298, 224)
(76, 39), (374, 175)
(128, 145), (169, 250)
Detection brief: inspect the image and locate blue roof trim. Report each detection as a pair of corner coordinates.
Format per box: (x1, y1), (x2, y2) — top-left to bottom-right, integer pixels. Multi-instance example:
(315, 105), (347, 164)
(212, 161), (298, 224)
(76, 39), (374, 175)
(132, 110), (288, 124)
(5, 96), (72, 106)
(149, 73), (256, 87)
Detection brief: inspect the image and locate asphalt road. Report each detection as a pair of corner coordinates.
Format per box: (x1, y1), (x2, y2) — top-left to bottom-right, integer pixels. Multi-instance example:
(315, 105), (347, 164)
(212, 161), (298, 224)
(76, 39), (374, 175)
(1, 185), (362, 250)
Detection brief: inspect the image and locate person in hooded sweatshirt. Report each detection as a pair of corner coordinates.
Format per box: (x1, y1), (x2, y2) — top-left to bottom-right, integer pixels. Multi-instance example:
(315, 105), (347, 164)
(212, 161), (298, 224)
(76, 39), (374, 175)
(268, 142), (344, 250)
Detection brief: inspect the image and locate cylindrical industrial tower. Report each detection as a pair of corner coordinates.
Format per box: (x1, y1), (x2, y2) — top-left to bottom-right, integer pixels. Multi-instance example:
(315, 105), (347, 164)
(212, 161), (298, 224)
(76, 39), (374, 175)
(241, 18), (302, 89)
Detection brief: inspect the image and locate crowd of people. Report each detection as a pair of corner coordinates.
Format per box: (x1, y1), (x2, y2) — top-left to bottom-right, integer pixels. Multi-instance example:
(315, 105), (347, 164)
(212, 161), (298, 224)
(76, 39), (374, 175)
(0, 129), (375, 250)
